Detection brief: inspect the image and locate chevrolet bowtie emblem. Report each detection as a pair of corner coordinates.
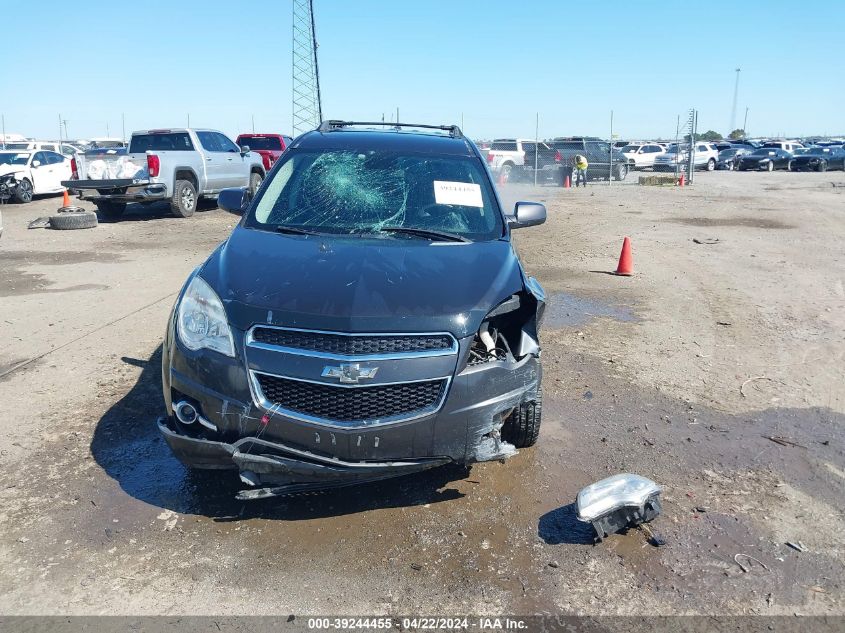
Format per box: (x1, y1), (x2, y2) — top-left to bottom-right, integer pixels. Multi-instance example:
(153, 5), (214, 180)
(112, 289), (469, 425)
(321, 363), (379, 384)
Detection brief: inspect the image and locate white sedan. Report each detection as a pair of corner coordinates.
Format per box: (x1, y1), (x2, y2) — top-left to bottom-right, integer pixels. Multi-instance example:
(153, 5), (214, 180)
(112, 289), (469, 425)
(0, 150), (75, 203)
(620, 143), (665, 169)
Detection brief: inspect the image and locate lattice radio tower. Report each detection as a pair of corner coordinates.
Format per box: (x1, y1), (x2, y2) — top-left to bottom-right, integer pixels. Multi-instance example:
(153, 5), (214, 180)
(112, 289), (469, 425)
(292, 0), (323, 135)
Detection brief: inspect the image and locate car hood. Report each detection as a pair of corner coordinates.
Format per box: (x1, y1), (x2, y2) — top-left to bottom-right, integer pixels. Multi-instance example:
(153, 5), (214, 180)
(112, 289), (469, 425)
(0, 165), (25, 177)
(199, 226), (526, 338)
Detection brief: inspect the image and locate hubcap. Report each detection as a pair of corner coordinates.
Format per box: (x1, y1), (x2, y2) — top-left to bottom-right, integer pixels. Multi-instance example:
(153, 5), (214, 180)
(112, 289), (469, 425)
(21, 181), (32, 200)
(181, 187), (195, 210)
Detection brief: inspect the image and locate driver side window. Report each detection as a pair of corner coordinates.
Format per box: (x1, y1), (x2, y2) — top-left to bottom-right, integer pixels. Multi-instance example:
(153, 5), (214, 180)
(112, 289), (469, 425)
(32, 152), (47, 166)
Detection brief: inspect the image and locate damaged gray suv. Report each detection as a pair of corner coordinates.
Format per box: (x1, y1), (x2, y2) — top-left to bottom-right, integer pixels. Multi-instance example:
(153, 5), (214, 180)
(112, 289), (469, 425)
(158, 120), (547, 499)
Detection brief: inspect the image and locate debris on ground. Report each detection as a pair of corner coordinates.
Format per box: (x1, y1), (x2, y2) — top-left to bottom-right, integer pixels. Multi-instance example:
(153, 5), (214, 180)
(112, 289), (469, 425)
(734, 553), (769, 573)
(766, 436), (807, 449)
(786, 541), (807, 553)
(693, 237), (720, 245)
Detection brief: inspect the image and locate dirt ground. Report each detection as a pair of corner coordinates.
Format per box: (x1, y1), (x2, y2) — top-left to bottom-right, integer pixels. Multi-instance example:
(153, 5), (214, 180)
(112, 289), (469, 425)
(0, 171), (843, 617)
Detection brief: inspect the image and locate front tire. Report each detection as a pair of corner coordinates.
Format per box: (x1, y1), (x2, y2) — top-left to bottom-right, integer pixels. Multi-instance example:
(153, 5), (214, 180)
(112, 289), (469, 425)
(170, 180), (197, 218)
(501, 388), (543, 448)
(766, 161), (774, 172)
(14, 178), (33, 203)
(787, 160), (794, 172)
(249, 171), (263, 197)
(818, 161), (828, 173)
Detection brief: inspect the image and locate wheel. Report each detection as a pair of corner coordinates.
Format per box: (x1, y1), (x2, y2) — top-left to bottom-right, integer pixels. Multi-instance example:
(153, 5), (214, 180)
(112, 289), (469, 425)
(170, 179), (197, 218)
(818, 161), (828, 173)
(50, 210), (98, 230)
(95, 201), (127, 220)
(766, 161), (774, 172)
(14, 178), (33, 203)
(707, 158), (716, 171)
(614, 163), (628, 181)
(249, 172), (263, 197)
(499, 163), (513, 183)
(501, 388), (542, 448)
(787, 161), (794, 172)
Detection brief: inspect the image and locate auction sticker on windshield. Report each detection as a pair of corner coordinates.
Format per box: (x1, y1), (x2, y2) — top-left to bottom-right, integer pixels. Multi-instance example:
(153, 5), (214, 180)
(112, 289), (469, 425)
(433, 181), (483, 207)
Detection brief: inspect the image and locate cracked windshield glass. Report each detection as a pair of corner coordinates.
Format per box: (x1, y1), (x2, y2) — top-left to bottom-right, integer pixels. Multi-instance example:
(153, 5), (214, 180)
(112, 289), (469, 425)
(248, 150), (502, 241)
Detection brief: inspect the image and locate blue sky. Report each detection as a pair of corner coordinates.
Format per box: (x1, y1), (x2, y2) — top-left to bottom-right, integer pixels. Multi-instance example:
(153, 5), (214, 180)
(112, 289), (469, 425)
(2, 0), (843, 142)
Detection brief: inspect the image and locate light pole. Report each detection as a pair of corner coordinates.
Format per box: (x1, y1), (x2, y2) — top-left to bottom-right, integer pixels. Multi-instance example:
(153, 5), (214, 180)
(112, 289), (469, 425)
(730, 67), (741, 133)
(743, 107), (749, 137)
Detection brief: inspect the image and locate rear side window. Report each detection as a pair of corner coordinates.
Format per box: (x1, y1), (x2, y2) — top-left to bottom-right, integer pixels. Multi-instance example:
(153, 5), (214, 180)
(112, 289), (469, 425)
(129, 133), (194, 153)
(491, 142), (517, 151)
(45, 152), (65, 164)
(554, 141), (583, 151)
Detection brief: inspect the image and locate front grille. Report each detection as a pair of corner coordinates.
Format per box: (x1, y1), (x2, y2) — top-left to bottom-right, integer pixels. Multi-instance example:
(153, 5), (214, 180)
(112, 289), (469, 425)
(254, 374), (446, 422)
(251, 328), (454, 356)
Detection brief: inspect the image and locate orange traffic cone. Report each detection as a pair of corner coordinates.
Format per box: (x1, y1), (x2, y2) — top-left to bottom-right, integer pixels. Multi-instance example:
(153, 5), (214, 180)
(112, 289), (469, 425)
(678, 172), (685, 187)
(497, 171), (506, 186)
(563, 174), (571, 189)
(62, 190), (70, 207)
(614, 237), (633, 276)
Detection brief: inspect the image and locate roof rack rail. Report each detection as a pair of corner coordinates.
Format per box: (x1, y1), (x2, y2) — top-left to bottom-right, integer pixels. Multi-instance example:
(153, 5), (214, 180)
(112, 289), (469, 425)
(317, 120), (463, 138)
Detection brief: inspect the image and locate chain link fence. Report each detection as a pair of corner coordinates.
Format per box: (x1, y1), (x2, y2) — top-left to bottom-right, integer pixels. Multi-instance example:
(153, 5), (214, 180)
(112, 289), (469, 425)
(480, 109), (708, 187)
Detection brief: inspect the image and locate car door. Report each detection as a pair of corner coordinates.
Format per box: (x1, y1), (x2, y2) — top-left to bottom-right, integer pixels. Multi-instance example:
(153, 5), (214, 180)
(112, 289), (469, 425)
(587, 141), (611, 175)
(195, 131), (226, 191)
(215, 132), (250, 187)
(45, 152), (71, 189)
(29, 151), (54, 193)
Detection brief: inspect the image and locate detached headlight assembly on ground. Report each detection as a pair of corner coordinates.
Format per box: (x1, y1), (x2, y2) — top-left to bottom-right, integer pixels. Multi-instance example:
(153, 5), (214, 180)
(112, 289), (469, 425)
(576, 473), (662, 541)
(177, 276), (235, 356)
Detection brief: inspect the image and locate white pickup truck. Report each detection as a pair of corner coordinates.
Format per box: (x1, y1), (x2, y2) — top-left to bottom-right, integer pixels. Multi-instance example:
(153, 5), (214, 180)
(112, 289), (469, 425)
(483, 138), (538, 180)
(63, 128), (266, 219)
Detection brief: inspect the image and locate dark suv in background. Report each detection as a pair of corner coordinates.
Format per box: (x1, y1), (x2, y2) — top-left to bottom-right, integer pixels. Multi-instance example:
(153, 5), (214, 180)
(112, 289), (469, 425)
(158, 121), (548, 499)
(550, 137), (629, 181)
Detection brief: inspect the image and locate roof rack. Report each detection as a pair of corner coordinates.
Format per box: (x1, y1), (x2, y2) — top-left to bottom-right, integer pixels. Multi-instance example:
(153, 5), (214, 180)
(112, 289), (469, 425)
(317, 120), (463, 138)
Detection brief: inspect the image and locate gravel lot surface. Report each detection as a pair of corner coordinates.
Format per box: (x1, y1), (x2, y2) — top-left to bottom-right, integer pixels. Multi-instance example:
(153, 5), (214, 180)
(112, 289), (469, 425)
(0, 171), (843, 616)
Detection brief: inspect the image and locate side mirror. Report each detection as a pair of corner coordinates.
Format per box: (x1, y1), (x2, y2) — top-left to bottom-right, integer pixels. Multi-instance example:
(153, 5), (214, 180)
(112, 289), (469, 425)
(508, 201), (546, 229)
(240, 145), (250, 155)
(218, 187), (250, 213)
(32, 160), (41, 167)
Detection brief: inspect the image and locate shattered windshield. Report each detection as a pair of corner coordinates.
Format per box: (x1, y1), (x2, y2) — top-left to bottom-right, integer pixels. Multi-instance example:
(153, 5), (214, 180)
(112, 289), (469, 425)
(247, 150), (503, 241)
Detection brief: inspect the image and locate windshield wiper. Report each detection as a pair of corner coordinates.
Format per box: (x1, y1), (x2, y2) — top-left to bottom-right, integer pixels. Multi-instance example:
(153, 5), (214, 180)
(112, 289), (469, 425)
(379, 226), (470, 243)
(274, 225), (321, 236)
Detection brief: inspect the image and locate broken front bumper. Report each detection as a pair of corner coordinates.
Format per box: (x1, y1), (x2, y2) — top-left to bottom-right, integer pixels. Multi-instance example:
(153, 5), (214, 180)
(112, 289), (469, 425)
(157, 416), (450, 499)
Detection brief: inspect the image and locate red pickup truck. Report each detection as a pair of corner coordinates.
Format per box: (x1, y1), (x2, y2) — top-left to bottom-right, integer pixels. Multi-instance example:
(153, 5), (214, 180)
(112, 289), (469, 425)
(235, 133), (293, 171)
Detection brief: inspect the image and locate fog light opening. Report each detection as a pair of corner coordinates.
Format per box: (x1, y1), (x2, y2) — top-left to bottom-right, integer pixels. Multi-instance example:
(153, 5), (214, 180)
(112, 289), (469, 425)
(174, 400), (199, 425)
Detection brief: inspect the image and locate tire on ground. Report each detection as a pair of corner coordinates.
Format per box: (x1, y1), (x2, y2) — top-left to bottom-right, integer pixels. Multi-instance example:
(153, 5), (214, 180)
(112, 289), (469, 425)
(170, 179), (197, 218)
(95, 201), (127, 220)
(501, 388), (543, 448)
(50, 211), (98, 230)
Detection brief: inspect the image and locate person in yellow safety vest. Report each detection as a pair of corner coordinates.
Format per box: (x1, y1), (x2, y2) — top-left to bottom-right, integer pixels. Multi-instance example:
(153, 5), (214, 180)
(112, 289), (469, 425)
(572, 153), (589, 187)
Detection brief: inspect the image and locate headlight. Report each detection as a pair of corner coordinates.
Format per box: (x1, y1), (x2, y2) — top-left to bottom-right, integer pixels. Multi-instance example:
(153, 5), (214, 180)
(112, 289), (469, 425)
(177, 276), (235, 356)
(576, 473), (661, 522)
